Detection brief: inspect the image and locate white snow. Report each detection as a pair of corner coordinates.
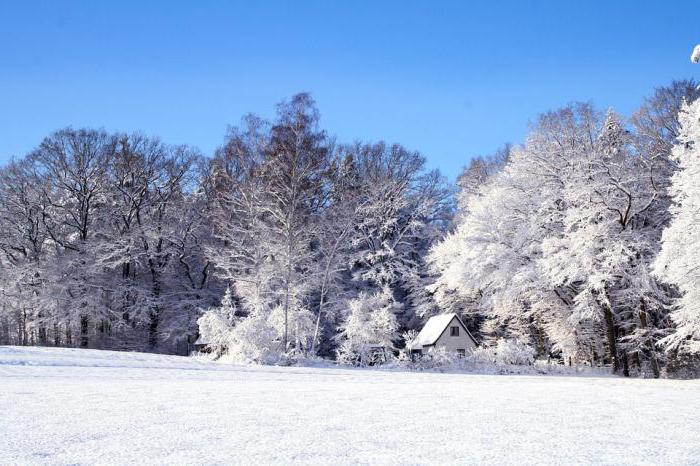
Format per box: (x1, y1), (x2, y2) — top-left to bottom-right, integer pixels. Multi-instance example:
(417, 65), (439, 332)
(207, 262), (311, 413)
(1, 346), (699, 465)
(691, 44), (700, 64)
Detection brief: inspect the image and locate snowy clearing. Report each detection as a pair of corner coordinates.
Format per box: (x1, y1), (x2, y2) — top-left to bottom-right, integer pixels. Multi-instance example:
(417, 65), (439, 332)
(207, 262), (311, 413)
(1, 347), (699, 465)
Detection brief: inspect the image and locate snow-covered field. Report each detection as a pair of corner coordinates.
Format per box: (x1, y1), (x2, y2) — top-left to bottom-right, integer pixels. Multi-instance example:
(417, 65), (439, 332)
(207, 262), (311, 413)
(1, 347), (699, 465)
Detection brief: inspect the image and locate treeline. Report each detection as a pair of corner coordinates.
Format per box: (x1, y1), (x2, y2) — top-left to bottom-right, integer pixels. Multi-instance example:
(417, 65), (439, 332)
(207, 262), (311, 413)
(1, 83), (699, 376)
(430, 80), (700, 377)
(0, 94), (452, 357)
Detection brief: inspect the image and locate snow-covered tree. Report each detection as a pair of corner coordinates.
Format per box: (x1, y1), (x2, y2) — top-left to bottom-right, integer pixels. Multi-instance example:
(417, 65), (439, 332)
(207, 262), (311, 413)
(196, 288), (238, 356)
(430, 105), (597, 359)
(336, 288), (400, 365)
(2, 86), (694, 377)
(309, 152), (365, 355)
(205, 114), (274, 316)
(259, 94), (330, 351)
(654, 98), (700, 355)
(454, 144), (510, 221)
(430, 103), (671, 375)
(0, 159), (50, 345)
(344, 142), (452, 329)
(198, 288), (282, 364)
(540, 109), (666, 375)
(29, 128), (117, 348)
(203, 95), (332, 359)
(691, 45), (700, 64)
(94, 133), (205, 349)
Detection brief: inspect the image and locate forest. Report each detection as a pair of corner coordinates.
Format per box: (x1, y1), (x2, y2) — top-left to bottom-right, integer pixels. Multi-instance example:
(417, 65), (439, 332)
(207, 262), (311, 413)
(1, 80), (700, 378)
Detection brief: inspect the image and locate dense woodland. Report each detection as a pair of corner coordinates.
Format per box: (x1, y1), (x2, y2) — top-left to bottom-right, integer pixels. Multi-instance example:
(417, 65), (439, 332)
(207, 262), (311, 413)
(2, 81), (700, 377)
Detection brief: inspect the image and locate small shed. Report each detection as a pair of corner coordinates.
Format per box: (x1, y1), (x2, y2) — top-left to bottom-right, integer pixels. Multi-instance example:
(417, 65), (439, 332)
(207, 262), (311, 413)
(360, 344), (390, 366)
(193, 335), (211, 354)
(410, 313), (478, 356)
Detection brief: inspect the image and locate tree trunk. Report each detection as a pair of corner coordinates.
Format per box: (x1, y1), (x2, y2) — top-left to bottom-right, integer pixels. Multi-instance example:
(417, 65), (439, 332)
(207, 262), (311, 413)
(0, 315), (9, 345)
(283, 237), (293, 352)
(147, 256), (162, 350)
(591, 345), (599, 366)
(633, 351), (641, 372)
(639, 300), (660, 378)
(19, 309), (27, 345)
(310, 221), (354, 356)
(53, 323), (61, 346)
(311, 258), (333, 355)
(148, 311), (159, 350)
(602, 303), (620, 373)
(80, 315), (89, 348)
(534, 319), (546, 357)
(38, 326), (47, 346)
(615, 324), (630, 377)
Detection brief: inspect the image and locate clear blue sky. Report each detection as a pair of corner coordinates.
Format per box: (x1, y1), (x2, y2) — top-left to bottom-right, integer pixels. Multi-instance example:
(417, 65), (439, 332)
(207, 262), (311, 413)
(0, 0), (697, 179)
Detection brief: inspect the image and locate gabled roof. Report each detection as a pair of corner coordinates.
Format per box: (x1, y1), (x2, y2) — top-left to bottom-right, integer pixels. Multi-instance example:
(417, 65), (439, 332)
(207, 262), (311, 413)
(410, 313), (478, 350)
(194, 335), (208, 345)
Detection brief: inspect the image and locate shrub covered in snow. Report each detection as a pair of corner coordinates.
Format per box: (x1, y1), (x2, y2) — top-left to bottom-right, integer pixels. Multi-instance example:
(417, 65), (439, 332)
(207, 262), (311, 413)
(336, 288), (400, 366)
(267, 305), (317, 354)
(471, 339), (536, 365)
(196, 289), (284, 364)
(405, 347), (463, 370)
(196, 289), (238, 357)
(389, 343), (605, 376)
(196, 311), (233, 357)
(393, 339), (538, 372)
(220, 314), (283, 364)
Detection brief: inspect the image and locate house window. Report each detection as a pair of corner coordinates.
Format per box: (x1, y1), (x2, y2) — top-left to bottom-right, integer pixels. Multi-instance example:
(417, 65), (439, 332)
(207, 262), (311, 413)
(450, 326), (459, 336)
(457, 349), (466, 357)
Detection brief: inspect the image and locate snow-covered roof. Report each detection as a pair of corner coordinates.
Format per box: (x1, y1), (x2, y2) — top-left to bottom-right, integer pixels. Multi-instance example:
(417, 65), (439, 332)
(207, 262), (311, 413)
(410, 313), (477, 350)
(194, 335), (208, 346)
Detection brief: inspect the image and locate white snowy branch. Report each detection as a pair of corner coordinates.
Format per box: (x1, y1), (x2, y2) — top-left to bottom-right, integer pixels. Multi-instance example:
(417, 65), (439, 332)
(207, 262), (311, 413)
(692, 44), (700, 64)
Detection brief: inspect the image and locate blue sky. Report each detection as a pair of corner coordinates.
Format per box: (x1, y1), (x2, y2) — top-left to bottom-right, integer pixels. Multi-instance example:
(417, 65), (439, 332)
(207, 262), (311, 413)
(0, 0), (697, 179)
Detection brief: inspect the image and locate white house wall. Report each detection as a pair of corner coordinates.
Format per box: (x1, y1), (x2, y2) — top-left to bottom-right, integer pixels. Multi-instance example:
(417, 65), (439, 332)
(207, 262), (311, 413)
(430, 317), (477, 353)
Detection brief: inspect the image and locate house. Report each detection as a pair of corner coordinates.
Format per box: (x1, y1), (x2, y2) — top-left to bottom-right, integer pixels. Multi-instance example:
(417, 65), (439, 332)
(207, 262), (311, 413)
(410, 313), (478, 357)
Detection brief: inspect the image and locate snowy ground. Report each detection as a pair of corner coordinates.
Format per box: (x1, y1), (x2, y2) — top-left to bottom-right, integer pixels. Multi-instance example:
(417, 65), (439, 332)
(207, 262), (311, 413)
(1, 347), (699, 465)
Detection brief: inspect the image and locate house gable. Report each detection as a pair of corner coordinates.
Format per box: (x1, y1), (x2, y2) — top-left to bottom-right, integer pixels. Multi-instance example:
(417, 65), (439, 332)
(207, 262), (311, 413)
(431, 316), (477, 352)
(434, 315), (478, 347)
(410, 313), (478, 352)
